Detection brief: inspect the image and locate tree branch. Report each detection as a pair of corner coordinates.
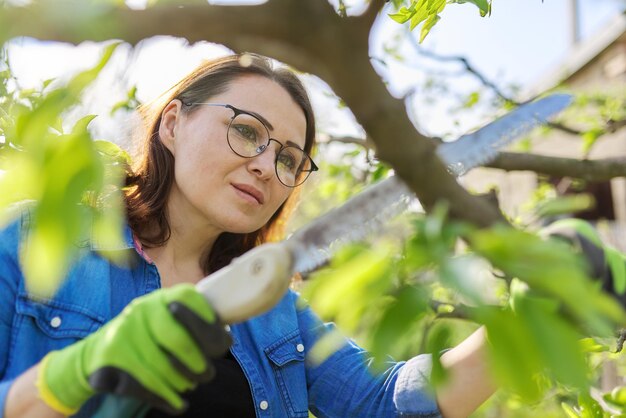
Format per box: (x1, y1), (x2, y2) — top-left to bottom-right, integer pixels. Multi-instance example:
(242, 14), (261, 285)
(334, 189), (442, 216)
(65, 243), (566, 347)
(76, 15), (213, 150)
(486, 153), (626, 182)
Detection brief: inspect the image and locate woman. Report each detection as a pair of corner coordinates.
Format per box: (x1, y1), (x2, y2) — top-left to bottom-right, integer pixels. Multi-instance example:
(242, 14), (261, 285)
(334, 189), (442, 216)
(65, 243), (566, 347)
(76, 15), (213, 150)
(0, 54), (495, 418)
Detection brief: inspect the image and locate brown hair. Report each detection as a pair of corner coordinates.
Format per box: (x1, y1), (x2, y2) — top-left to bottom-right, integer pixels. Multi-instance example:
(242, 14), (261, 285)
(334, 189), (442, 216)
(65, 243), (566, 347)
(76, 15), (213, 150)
(124, 53), (316, 274)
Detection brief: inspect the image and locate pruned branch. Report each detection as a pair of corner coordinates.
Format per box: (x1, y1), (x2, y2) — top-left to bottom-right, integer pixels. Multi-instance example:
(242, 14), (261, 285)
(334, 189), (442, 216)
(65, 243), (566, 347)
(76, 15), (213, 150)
(487, 153), (626, 182)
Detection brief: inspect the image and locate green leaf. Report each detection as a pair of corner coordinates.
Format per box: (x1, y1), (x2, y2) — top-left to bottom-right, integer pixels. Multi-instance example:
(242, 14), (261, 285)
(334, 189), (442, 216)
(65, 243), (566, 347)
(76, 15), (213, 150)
(408, 0), (428, 30)
(94, 139), (132, 166)
(419, 14), (440, 43)
(506, 279), (590, 390)
(471, 226), (626, 336)
(370, 164), (390, 182)
(370, 286), (428, 364)
(388, 3), (418, 24)
(389, 10), (412, 24)
(71, 114), (97, 135)
(475, 306), (544, 401)
(518, 289), (589, 389)
(304, 243), (395, 333)
(426, 323), (451, 386)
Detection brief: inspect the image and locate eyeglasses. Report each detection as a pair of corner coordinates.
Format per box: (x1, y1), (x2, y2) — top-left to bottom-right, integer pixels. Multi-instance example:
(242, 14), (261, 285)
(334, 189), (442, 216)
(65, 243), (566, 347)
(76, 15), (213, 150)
(183, 102), (318, 188)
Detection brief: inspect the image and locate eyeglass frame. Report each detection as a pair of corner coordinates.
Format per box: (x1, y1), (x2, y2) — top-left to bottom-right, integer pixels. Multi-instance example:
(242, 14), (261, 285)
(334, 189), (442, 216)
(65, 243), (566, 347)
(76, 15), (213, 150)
(181, 102), (318, 188)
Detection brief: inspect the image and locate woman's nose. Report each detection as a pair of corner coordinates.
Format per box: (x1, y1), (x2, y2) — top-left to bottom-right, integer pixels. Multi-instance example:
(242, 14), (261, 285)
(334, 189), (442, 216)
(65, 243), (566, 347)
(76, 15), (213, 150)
(247, 145), (276, 180)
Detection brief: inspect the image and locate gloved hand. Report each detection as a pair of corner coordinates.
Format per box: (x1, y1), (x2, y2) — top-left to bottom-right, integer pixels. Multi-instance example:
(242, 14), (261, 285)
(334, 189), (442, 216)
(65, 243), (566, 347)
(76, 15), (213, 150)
(541, 218), (626, 306)
(36, 284), (232, 415)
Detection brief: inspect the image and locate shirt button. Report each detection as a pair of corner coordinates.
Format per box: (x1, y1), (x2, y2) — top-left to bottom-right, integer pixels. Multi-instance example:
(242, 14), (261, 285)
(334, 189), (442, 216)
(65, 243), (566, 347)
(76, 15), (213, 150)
(296, 343), (304, 353)
(50, 316), (62, 328)
(259, 400), (269, 410)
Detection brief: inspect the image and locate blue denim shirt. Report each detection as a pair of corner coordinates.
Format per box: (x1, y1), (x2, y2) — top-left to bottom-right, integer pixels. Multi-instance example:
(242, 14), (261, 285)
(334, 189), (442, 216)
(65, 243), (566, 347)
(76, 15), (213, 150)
(0, 211), (441, 418)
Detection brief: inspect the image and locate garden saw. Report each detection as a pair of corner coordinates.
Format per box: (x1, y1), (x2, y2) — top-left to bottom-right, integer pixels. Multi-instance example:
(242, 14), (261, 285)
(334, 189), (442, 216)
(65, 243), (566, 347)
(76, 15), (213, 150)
(197, 93), (574, 324)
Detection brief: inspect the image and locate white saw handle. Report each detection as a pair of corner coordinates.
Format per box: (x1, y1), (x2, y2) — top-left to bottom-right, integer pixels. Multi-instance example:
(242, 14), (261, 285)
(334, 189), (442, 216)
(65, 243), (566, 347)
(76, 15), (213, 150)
(195, 242), (293, 324)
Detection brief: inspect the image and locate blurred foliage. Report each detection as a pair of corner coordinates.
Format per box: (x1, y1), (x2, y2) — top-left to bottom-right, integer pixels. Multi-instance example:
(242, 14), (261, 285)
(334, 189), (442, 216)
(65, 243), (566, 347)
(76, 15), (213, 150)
(0, 42), (128, 297)
(571, 92), (626, 157)
(303, 198), (625, 407)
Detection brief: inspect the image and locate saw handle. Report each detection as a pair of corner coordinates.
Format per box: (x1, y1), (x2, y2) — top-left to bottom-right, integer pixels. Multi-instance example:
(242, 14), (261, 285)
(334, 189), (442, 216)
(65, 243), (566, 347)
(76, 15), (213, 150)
(195, 242), (293, 324)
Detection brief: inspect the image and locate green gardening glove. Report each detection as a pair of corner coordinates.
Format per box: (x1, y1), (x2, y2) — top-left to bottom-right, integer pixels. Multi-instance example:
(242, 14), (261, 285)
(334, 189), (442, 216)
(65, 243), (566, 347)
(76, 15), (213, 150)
(36, 284), (232, 415)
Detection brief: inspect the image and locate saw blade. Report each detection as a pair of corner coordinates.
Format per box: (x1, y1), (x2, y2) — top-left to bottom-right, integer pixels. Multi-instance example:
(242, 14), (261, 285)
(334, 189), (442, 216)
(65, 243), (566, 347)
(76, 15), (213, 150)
(438, 94), (573, 176)
(286, 175), (412, 274)
(286, 93), (574, 275)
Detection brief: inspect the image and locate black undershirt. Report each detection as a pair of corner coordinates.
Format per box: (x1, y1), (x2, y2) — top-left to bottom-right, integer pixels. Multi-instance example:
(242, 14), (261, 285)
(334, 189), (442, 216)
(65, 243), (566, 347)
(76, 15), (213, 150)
(146, 351), (256, 418)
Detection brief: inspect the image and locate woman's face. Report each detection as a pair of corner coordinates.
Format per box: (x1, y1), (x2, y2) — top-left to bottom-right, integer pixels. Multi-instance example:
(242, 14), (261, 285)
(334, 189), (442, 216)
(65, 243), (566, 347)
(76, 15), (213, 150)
(159, 74), (307, 235)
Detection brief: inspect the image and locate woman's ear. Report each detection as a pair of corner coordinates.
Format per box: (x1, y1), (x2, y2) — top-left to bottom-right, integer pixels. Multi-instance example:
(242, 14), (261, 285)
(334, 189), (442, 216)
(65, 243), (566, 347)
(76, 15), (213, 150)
(159, 99), (183, 154)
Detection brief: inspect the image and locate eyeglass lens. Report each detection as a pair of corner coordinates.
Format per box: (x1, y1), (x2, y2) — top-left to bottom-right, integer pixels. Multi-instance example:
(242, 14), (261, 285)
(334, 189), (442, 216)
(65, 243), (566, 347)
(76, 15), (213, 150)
(227, 113), (312, 187)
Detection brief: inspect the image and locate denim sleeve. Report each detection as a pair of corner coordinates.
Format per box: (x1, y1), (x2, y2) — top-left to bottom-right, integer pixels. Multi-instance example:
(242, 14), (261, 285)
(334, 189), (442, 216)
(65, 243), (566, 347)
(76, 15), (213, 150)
(0, 218), (24, 416)
(295, 295), (441, 418)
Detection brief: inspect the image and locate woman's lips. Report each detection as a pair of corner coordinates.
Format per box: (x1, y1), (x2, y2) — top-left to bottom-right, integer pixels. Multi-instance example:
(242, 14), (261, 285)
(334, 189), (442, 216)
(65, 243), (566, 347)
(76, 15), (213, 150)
(232, 183), (264, 205)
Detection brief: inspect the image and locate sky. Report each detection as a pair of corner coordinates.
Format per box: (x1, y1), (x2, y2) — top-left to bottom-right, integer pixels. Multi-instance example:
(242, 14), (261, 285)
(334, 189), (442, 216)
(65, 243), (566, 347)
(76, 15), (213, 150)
(4, 0), (625, 142)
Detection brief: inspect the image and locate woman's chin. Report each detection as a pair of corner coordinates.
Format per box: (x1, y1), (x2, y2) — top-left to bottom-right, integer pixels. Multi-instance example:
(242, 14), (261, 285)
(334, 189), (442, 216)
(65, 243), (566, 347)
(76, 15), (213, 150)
(220, 217), (268, 235)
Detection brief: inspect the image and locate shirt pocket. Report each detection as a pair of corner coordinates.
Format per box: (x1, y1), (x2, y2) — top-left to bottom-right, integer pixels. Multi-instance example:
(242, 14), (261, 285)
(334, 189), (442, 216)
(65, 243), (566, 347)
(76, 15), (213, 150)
(264, 331), (309, 418)
(14, 295), (105, 353)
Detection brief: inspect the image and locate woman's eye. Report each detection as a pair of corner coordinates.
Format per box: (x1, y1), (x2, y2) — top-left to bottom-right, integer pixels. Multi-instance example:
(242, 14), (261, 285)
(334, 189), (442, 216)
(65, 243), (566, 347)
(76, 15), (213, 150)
(277, 153), (296, 170)
(233, 124), (257, 141)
